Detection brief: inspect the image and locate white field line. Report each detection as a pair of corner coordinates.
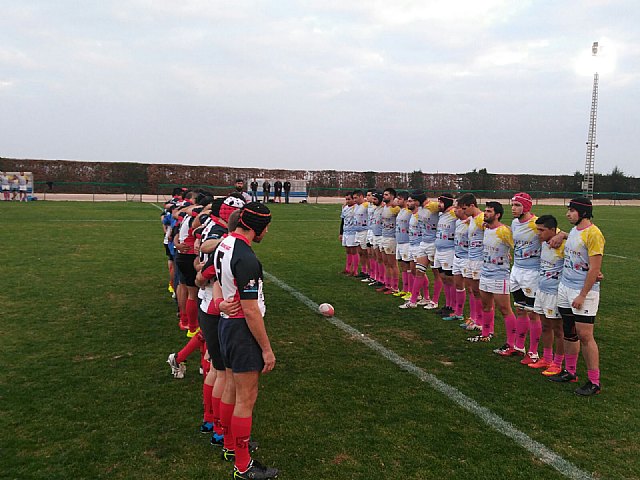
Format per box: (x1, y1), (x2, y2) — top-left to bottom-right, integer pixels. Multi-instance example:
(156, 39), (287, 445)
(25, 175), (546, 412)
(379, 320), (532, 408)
(265, 271), (596, 480)
(606, 253), (629, 259)
(43, 219), (157, 222)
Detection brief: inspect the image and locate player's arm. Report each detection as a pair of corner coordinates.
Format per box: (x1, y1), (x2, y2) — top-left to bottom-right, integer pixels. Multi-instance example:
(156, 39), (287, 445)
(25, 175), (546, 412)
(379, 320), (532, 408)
(200, 237), (222, 254)
(548, 230), (568, 248)
(241, 299), (276, 373)
(572, 254), (603, 309)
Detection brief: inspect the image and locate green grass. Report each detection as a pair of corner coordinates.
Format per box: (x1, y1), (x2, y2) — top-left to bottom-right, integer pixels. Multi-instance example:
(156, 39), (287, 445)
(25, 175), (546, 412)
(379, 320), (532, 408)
(1, 201), (639, 479)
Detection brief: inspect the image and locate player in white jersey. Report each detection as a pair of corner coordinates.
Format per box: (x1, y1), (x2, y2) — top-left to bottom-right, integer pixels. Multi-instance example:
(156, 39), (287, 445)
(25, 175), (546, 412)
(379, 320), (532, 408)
(1, 172), (10, 201)
(548, 197), (605, 396)
(18, 172), (28, 202)
(531, 215), (566, 376)
(467, 202), (517, 348)
(352, 190), (371, 280)
(433, 194), (457, 318)
(339, 193), (358, 275)
(394, 191), (413, 298)
(369, 191), (386, 287)
(457, 193), (484, 331)
(378, 188), (401, 294)
(443, 200), (469, 322)
(419, 197), (443, 309)
(363, 190), (377, 283)
(509, 192), (543, 364)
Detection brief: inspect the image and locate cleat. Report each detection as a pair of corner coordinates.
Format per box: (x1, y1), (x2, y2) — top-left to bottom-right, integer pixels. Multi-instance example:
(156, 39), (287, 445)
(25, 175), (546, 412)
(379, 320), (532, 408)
(493, 344), (517, 356)
(528, 358), (551, 369)
(575, 381), (601, 396)
(168, 284), (175, 294)
(167, 353), (186, 379)
(200, 421), (213, 434)
(401, 293), (412, 300)
(210, 432), (224, 447)
(392, 290), (405, 297)
(513, 346), (526, 356)
(355, 272), (368, 279)
(520, 352), (539, 365)
(361, 276), (372, 282)
(442, 313), (464, 321)
(233, 459), (279, 479)
(422, 300), (438, 310)
(367, 280), (378, 286)
(199, 367), (204, 375)
(416, 297), (430, 306)
(221, 441), (259, 460)
(221, 447), (235, 462)
(399, 301), (417, 309)
(467, 333), (493, 343)
(541, 365), (562, 377)
(384, 289), (396, 295)
(186, 327), (200, 338)
(548, 369), (578, 383)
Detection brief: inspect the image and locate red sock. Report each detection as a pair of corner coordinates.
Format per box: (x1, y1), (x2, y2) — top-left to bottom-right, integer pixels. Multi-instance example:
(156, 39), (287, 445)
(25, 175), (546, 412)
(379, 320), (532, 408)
(203, 383), (214, 423)
(515, 315), (529, 350)
(186, 298), (199, 332)
(176, 334), (204, 363)
(212, 396), (223, 435)
(220, 401), (235, 449)
(528, 317), (542, 353)
(231, 416), (253, 472)
(455, 289), (466, 316)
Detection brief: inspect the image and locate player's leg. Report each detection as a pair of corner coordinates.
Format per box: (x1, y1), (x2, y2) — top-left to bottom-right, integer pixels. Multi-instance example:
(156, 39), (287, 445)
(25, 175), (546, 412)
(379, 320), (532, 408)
(575, 319), (600, 395)
(492, 289), (519, 356)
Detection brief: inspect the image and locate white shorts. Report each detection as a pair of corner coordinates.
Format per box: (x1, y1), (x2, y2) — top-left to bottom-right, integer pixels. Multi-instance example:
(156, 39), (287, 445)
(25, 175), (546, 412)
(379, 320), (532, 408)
(409, 244), (423, 263)
(510, 266), (539, 298)
(433, 249), (454, 271)
(467, 259), (483, 280)
(479, 276), (510, 295)
(395, 242), (411, 262)
(533, 290), (561, 319)
(19, 186), (27, 192)
(1, 185), (9, 191)
(355, 231), (368, 249)
(381, 237), (396, 255)
(372, 235), (383, 249)
(342, 233), (357, 247)
(367, 230), (374, 245)
(420, 241), (436, 262)
(452, 256), (467, 276)
(557, 283), (600, 316)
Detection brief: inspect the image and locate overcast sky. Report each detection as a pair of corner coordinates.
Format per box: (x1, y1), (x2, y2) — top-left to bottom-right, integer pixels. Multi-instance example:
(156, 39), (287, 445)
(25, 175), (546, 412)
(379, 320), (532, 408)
(1, 1), (638, 176)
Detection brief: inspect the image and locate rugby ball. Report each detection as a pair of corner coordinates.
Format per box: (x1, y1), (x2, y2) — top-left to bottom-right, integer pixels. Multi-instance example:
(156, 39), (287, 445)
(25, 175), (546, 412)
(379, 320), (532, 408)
(318, 303), (335, 317)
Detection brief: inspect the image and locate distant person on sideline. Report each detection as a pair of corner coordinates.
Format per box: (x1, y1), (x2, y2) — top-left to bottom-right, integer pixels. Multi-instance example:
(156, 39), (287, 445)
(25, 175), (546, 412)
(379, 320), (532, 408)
(233, 179), (252, 203)
(283, 180), (291, 204)
(273, 180), (282, 203)
(249, 179), (259, 202)
(262, 180), (271, 203)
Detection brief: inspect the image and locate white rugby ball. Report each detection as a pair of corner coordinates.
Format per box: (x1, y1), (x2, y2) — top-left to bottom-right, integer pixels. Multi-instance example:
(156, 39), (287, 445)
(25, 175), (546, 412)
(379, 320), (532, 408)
(318, 303), (335, 317)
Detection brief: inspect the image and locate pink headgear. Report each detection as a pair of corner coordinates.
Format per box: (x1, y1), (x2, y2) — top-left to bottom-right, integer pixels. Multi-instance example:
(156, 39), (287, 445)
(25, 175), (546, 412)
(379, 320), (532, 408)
(511, 192), (532, 213)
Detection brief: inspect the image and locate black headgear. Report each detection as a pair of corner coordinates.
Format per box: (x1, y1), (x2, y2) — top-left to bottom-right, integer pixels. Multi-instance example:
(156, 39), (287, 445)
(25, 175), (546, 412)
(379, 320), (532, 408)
(438, 193), (455, 209)
(239, 202), (272, 236)
(568, 196), (593, 219)
(209, 198), (225, 218)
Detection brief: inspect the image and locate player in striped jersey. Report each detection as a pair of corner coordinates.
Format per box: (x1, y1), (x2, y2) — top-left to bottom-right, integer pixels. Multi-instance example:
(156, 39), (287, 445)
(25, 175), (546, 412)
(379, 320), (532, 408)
(444, 199), (470, 321)
(549, 197), (605, 396)
(419, 196), (442, 309)
(339, 192), (357, 275)
(395, 191), (413, 298)
(433, 194), (457, 318)
(352, 190), (370, 279)
(457, 193), (484, 331)
(378, 188), (401, 294)
(369, 191), (386, 287)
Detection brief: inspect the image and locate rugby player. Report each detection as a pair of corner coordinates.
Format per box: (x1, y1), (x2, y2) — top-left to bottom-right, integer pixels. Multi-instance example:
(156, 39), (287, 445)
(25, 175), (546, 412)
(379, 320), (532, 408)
(394, 191), (412, 298)
(1, 172), (10, 201)
(532, 215), (566, 375)
(400, 190), (431, 308)
(433, 194), (457, 317)
(549, 197), (605, 396)
(509, 193), (543, 363)
(369, 191), (386, 287)
(339, 192), (358, 275)
(467, 202), (516, 345)
(352, 190), (370, 279)
(418, 195), (441, 309)
(457, 193), (483, 331)
(445, 199), (470, 321)
(378, 188), (400, 294)
(214, 202), (278, 478)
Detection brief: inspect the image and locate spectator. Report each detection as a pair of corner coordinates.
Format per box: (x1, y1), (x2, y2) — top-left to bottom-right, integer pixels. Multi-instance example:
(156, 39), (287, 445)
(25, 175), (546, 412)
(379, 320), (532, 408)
(250, 179), (259, 202)
(283, 180), (291, 204)
(262, 180), (271, 203)
(274, 180), (283, 203)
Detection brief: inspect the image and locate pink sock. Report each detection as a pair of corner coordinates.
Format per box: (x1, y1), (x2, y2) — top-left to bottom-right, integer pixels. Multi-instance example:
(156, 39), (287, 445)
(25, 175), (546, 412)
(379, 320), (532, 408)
(353, 253), (360, 274)
(410, 275), (423, 304)
(565, 354), (578, 375)
(587, 369), (600, 386)
(407, 273), (414, 293)
(543, 348), (553, 363)
(528, 317), (542, 353)
(504, 313), (517, 347)
(515, 315), (529, 350)
(432, 279), (443, 306)
(402, 271), (409, 292)
(369, 258), (376, 277)
(481, 310), (492, 337)
(469, 294), (476, 321)
(472, 296), (482, 322)
(448, 284), (456, 308)
(422, 275), (430, 299)
(344, 255), (350, 272)
(393, 275), (399, 291)
(455, 289), (466, 316)
(489, 309), (495, 334)
(553, 354), (565, 369)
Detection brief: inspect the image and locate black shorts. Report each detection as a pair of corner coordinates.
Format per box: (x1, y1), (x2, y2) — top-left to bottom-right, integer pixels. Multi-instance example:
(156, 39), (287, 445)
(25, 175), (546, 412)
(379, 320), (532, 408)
(512, 289), (535, 308)
(175, 253), (197, 287)
(218, 317), (264, 373)
(198, 309), (225, 371)
(164, 244), (174, 260)
(438, 267), (454, 276)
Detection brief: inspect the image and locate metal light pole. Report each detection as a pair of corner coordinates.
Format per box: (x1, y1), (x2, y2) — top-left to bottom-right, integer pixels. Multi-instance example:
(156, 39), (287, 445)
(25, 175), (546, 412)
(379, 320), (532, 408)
(582, 41), (599, 198)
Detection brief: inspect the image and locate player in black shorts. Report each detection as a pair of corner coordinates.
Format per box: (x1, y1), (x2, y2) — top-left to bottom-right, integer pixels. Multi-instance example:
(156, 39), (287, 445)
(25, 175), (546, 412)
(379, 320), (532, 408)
(214, 202), (278, 479)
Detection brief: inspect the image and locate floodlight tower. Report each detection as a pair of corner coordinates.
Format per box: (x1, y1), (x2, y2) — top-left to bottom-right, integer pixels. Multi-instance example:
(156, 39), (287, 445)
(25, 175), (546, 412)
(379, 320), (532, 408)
(582, 41), (599, 198)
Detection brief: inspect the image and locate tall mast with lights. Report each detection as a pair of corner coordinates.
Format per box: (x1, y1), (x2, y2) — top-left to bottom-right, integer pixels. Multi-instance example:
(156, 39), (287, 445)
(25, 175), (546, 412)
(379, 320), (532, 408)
(582, 41), (599, 198)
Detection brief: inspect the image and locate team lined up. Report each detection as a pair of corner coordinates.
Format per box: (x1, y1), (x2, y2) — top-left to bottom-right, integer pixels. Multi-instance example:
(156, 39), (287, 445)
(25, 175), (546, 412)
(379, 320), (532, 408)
(161, 186), (279, 480)
(340, 189), (605, 396)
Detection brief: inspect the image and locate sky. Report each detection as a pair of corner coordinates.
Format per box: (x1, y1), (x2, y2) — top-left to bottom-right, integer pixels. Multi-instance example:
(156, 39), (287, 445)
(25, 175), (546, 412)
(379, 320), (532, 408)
(1, 1), (639, 177)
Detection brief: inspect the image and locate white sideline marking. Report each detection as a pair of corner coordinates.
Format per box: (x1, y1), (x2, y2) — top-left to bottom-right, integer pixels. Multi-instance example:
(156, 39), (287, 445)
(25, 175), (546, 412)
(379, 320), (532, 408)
(44, 219), (157, 222)
(606, 254), (628, 259)
(265, 271), (595, 480)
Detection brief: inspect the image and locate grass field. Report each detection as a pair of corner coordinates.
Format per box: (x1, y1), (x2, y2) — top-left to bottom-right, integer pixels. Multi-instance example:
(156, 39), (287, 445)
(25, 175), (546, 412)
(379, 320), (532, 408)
(1, 200), (639, 479)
